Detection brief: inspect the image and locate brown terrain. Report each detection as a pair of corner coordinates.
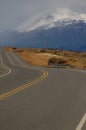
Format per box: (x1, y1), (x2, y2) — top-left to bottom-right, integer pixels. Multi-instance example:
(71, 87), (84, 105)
(5, 46), (86, 69)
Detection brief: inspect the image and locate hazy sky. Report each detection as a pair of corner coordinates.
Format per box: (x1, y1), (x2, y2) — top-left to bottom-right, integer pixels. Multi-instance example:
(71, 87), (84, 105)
(0, 0), (86, 31)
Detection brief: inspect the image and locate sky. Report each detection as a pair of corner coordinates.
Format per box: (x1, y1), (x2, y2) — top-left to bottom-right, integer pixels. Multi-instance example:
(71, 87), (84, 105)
(0, 0), (86, 32)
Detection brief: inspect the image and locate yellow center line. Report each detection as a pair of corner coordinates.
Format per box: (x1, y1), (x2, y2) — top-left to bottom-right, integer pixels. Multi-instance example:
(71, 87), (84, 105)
(0, 71), (48, 100)
(0, 52), (48, 100)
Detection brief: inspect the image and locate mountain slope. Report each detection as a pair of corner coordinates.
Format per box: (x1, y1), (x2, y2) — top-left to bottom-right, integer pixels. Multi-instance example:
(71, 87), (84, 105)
(16, 8), (86, 32)
(0, 8), (86, 51)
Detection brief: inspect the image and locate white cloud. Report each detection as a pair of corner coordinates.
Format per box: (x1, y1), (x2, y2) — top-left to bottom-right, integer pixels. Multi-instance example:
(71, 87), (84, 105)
(0, 0), (86, 31)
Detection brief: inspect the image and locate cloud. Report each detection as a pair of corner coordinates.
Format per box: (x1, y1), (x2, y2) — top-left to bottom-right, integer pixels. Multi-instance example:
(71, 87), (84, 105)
(0, 0), (86, 32)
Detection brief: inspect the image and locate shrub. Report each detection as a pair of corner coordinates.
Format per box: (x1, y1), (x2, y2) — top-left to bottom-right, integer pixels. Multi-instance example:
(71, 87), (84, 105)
(48, 57), (67, 65)
(40, 49), (46, 53)
(52, 50), (57, 55)
(12, 47), (17, 50)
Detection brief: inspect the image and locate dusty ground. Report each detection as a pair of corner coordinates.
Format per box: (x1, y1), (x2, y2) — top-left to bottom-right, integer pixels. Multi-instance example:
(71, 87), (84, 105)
(5, 46), (86, 69)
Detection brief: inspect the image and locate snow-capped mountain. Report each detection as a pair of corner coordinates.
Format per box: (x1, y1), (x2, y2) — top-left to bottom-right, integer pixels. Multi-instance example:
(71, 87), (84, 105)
(1, 8), (86, 51)
(16, 8), (86, 32)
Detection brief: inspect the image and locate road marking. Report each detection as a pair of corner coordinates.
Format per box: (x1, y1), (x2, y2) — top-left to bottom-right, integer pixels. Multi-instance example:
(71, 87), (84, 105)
(11, 52), (24, 66)
(0, 71), (48, 100)
(76, 113), (86, 130)
(8, 52), (47, 75)
(6, 53), (16, 66)
(10, 52), (36, 69)
(0, 51), (48, 100)
(67, 68), (86, 73)
(0, 53), (11, 78)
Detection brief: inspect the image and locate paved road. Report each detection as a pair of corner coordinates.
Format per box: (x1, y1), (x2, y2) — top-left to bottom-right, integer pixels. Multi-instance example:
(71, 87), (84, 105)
(0, 51), (9, 77)
(0, 48), (86, 130)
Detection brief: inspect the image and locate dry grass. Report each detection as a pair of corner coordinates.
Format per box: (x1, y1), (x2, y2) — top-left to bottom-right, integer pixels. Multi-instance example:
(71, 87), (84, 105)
(5, 46), (86, 69)
(19, 51), (50, 66)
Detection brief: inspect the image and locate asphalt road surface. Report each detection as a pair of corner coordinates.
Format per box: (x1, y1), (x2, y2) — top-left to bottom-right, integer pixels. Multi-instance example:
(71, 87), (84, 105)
(0, 52), (9, 77)
(0, 48), (86, 130)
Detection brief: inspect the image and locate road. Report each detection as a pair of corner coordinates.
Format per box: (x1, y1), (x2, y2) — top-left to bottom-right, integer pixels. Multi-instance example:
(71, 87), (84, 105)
(0, 48), (86, 130)
(0, 52), (9, 77)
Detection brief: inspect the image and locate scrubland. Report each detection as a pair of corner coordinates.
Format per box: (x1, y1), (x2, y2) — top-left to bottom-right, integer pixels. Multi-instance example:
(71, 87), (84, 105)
(5, 46), (86, 69)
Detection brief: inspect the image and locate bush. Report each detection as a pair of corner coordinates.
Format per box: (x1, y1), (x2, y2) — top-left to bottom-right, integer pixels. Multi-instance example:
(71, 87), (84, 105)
(52, 50), (57, 55)
(12, 47), (17, 50)
(48, 57), (67, 65)
(40, 49), (46, 53)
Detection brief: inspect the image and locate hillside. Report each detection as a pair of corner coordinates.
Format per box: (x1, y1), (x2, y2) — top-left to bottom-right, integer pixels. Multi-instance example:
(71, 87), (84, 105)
(5, 47), (86, 69)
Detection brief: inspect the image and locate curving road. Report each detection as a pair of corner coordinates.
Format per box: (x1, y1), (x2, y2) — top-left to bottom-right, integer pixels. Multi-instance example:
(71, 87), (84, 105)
(0, 48), (86, 130)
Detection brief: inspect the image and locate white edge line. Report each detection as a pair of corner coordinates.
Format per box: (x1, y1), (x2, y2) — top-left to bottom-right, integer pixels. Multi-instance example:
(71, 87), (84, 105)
(11, 52), (43, 71)
(5, 52), (45, 78)
(12, 52), (86, 75)
(0, 53), (11, 78)
(12, 52), (86, 130)
(11, 52), (32, 68)
(10, 51), (86, 76)
(76, 113), (86, 130)
(2, 51), (86, 130)
(11, 52), (24, 66)
(64, 68), (86, 73)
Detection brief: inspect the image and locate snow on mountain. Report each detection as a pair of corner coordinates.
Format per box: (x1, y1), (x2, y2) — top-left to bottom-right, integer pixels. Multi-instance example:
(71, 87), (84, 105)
(16, 8), (86, 32)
